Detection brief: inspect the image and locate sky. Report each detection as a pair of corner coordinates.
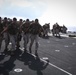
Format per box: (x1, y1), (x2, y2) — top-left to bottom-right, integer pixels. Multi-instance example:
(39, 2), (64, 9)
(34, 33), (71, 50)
(0, 0), (76, 31)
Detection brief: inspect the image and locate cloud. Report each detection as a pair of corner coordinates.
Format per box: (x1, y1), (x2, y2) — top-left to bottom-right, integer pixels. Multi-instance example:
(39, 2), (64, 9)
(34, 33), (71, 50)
(9, 0), (32, 7)
(0, 0), (4, 8)
(0, 0), (76, 27)
(39, 0), (76, 27)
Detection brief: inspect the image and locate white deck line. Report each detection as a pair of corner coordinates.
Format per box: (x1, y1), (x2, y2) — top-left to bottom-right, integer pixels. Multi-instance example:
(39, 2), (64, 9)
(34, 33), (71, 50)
(32, 54), (72, 75)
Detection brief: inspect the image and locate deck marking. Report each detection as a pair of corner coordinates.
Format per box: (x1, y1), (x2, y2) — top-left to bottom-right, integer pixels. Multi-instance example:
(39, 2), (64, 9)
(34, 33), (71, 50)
(64, 45), (69, 48)
(55, 50), (60, 52)
(14, 68), (23, 72)
(72, 43), (75, 45)
(32, 54), (72, 75)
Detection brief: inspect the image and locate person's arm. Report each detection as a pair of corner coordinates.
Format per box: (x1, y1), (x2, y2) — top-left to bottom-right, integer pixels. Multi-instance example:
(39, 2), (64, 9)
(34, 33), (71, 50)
(1, 23), (9, 34)
(1, 27), (8, 34)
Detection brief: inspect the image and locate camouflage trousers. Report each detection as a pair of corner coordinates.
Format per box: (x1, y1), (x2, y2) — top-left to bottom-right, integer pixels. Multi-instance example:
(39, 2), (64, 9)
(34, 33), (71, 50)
(3, 32), (9, 49)
(0, 36), (3, 51)
(9, 34), (17, 51)
(23, 33), (30, 50)
(29, 34), (39, 52)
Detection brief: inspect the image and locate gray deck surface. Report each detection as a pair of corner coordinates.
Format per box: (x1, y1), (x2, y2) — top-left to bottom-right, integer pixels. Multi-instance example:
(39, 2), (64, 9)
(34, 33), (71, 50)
(0, 34), (76, 75)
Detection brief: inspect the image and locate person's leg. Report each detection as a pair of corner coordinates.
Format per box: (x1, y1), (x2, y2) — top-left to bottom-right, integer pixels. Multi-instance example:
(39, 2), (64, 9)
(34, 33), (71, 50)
(27, 33), (30, 44)
(16, 34), (21, 49)
(0, 36), (3, 51)
(4, 32), (9, 52)
(23, 34), (28, 53)
(35, 35), (39, 55)
(10, 35), (16, 51)
(29, 34), (35, 53)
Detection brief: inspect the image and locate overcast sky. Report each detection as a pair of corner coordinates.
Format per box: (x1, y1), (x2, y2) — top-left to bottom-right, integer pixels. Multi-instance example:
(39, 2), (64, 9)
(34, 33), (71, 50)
(0, 0), (76, 31)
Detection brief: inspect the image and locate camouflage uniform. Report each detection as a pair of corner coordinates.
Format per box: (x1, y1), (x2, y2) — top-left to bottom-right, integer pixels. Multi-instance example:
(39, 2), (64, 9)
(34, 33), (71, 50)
(0, 17), (3, 51)
(22, 19), (30, 53)
(2, 17), (9, 52)
(29, 19), (42, 55)
(16, 19), (23, 49)
(8, 18), (18, 54)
